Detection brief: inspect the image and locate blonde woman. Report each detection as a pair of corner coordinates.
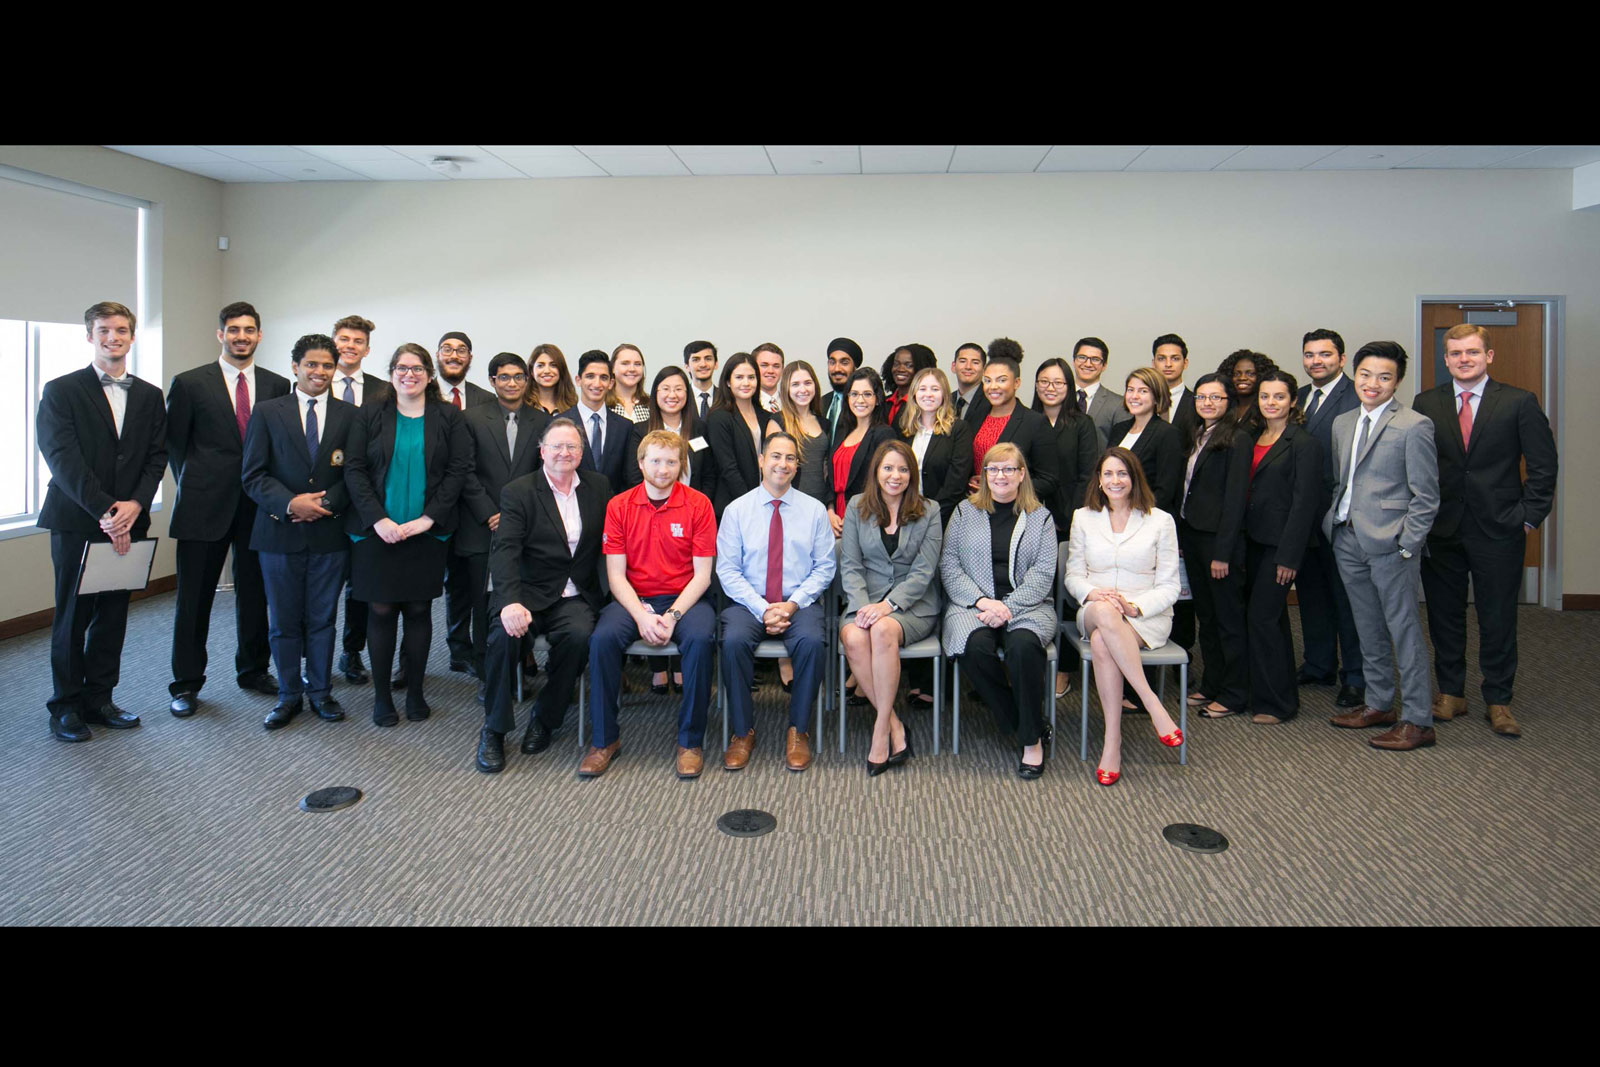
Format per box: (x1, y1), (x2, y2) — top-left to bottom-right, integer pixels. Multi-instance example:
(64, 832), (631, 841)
(606, 343), (651, 423)
(898, 367), (974, 528)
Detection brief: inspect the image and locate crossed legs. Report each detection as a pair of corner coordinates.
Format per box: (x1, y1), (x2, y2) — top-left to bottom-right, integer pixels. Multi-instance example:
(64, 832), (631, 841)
(1081, 600), (1179, 776)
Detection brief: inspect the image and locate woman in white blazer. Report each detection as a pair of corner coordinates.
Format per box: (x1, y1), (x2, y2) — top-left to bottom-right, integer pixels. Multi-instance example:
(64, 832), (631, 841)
(1065, 446), (1184, 786)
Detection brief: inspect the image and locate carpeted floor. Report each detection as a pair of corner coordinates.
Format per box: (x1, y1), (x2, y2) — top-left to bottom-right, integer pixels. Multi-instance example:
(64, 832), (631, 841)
(4, 591), (1598, 926)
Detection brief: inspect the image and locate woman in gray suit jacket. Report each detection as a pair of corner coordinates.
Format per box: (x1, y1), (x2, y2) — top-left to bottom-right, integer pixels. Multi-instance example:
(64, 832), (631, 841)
(840, 440), (944, 776)
(940, 442), (1059, 779)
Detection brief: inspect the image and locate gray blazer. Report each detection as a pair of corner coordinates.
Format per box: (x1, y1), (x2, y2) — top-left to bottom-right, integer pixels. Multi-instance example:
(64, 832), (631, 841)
(1322, 398), (1439, 557)
(939, 498), (1058, 656)
(839, 495), (943, 619)
(1084, 385), (1123, 450)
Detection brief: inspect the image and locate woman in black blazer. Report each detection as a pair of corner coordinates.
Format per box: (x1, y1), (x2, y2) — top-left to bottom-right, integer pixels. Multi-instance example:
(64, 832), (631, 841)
(898, 367), (973, 529)
(1106, 366), (1185, 515)
(704, 353), (777, 518)
(344, 343), (474, 726)
(1215, 369), (1324, 725)
(1030, 357), (1100, 540)
(830, 368), (897, 537)
(1179, 373), (1250, 718)
(625, 365), (712, 497)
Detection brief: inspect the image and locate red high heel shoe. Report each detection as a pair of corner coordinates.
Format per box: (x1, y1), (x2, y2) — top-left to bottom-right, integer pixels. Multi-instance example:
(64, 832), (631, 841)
(1158, 727), (1184, 748)
(1095, 766), (1121, 786)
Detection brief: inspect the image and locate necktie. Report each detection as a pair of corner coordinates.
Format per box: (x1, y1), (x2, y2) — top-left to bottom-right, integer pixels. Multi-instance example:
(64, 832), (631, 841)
(305, 398), (319, 460)
(589, 412), (602, 462)
(699, 391), (711, 421)
(506, 410), (517, 456)
(1459, 393), (1474, 448)
(1077, 388), (1088, 411)
(342, 376), (355, 404)
(955, 394), (966, 418)
(99, 373), (131, 389)
(1306, 388), (1324, 421)
(1356, 413), (1371, 461)
(765, 499), (784, 604)
(764, 393), (780, 414)
(452, 386), (463, 410)
(235, 373), (251, 440)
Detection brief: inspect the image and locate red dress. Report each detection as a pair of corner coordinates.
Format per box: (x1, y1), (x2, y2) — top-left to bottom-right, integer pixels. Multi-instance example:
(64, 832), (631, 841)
(972, 414), (1008, 475)
(832, 441), (859, 514)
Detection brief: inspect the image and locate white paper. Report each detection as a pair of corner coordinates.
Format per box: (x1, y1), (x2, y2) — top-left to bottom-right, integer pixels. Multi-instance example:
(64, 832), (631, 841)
(78, 538), (158, 595)
(688, 436), (709, 452)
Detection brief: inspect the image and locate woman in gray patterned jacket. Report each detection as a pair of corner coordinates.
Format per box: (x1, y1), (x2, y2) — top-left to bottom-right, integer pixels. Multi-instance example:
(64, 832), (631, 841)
(940, 442), (1059, 779)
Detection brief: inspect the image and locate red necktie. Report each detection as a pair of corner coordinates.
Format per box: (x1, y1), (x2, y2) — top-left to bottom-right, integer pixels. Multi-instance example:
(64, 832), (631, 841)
(452, 386), (463, 410)
(765, 499), (784, 604)
(1458, 392), (1473, 448)
(234, 373), (250, 440)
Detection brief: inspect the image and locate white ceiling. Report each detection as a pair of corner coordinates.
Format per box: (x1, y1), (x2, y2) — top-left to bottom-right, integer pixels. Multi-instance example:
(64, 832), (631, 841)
(101, 145), (1600, 183)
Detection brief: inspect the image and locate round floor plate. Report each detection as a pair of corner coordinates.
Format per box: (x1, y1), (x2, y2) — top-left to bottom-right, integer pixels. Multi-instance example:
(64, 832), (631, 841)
(300, 786), (362, 813)
(1163, 823), (1228, 854)
(717, 809), (777, 838)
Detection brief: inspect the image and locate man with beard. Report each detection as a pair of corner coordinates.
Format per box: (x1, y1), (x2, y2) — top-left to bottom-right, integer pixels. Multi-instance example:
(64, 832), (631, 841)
(824, 337), (862, 445)
(436, 331), (494, 411)
(684, 340), (719, 421)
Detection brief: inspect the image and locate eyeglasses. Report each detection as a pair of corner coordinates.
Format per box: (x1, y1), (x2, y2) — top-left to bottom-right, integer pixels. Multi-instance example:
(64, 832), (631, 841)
(438, 345), (470, 356)
(984, 466), (1022, 477)
(1194, 393), (1229, 404)
(394, 366), (428, 378)
(848, 391), (877, 401)
(1073, 354), (1106, 366)
(543, 442), (582, 453)
(493, 373), (528, 384)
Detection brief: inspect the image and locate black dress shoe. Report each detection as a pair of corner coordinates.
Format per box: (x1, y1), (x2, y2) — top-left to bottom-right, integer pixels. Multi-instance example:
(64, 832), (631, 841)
(1336, 685), (1366, 708)
(238, 672), (280, 695)
(1296, 669), (1337, 686)
(264, 700), (303, 730)
(405, 697), (431, 722)
(169, 692), (198, 718)
(887, 727), (914, 766)
(1016, 758), (1045, 780)
(83, 703), (140, 729)
(520, 719), (552, 754)
(476, 726), (506, 773)
(338, 652), (369, 684)
(312, 697), (345, 721)
(50, 712), (91, 742)
(867, 756), (890, 777)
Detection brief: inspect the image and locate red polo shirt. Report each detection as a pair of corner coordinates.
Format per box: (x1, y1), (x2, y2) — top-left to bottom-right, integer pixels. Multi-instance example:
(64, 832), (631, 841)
(602, 480), (717, 597)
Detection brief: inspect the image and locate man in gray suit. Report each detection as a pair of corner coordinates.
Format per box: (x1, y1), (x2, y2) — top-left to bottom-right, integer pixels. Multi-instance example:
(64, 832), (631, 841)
(1072, 337), (1122, 449)
(1324, 341), (1440, 751)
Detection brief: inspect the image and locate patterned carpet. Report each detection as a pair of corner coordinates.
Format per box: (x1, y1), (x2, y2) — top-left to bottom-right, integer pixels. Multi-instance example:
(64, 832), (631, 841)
(4, 591), (1597, 926)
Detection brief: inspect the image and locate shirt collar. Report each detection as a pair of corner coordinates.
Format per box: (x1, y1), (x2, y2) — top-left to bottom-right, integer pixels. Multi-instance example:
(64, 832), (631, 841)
(546, 470), (582, 496)
(762, 484), (797, 508)
(294, 386), (324, 405)
(219, 355), (254, 383)
(1360, 397), (1394, 422)
(633, 481), (684, 508)
(1452, 378), (1487, 401)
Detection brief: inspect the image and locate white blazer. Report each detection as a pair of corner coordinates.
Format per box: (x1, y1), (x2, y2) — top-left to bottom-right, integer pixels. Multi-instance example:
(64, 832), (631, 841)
(1064, 505), (1181, 649)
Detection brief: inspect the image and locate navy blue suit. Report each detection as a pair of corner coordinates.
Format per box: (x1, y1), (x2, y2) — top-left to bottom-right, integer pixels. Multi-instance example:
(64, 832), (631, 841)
(563, 403), (632, 497)
(1294, 374), (1363, 686)
(241, 391), (358, 703)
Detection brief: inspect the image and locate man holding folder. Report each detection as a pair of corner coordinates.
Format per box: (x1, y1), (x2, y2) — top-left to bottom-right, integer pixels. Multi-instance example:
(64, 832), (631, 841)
(37, 301), (168, 742)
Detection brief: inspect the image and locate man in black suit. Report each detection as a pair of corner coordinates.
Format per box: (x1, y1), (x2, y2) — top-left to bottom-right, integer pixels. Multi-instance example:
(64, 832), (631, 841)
(1415, 323), (1558, 738)
(966, 351), (1060, 504)
(451, 353), (548, 694)
(1152, 333), (1196, 433)
(436, 331), (494, 412)
(950, 341), (989, 424)
(165, 301), (290, 717)
(564, 350), (631, 494)
(824, 337), (862, 444)
(1073, 337), (1122, 449)
(474, 418), (609, 772)
(329, 313), (384, 683)
(240, 334), (357, 730)
(684, 340), (719, 422)
(1293, 327), (1365, 706)
(38, 301), (168, 741)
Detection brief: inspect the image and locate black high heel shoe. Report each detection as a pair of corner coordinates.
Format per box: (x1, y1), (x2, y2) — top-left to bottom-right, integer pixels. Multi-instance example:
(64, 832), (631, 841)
(1039, 721), (1054, 757)
(887, 720), (913, 766)
(651, 673), (670, 696)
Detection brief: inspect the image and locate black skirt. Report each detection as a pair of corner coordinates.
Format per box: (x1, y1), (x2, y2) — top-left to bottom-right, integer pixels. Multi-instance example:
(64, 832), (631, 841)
(350, 533), (449, 603)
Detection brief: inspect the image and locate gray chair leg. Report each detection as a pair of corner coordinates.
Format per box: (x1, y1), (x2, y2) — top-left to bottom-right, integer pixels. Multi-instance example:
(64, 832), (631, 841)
(577, 672), (586, 751)
(837, 649), (846, 754)
(1080, 658), (1091, 762)
(933, 654), (942, 755)
(1179, 661), (1188, 766)
(1047, 647), (1057, 759)
(952, 659), (961, 755)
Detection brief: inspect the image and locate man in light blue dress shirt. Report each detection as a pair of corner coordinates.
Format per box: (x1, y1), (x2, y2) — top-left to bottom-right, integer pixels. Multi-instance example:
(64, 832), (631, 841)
(716, 432), (836, 772)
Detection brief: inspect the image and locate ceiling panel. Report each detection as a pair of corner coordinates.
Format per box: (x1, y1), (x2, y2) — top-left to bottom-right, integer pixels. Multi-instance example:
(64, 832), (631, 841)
(766, 147), (859, 174)
(1037, 145), (1147, 171)
(502, 155), (608, 178)
(201, 145), (321, 163)
(1400, 145), (1531, 168)
(297, 145), (407, 161)
(441, 157), (534, 179)
(674, 147), (774, 175)
(575, 145), (673, 155)
(1305, 145), (1440, 169)
(104, 145), (234, 166)
(178, 162), (293, 182)
(1491, 145), (1600, 168)
(861, 145), (954, 173)
(949, 145), (1052, 172)
(481, 144), (590, 157)
(582, 152), (689, 176)
(1126, 145), (1249, 171)
(336, 158), (447, 181)
(387, 145), (490, 161)
(1212, 145), (1345, 170)
(251, 159), (369, 181)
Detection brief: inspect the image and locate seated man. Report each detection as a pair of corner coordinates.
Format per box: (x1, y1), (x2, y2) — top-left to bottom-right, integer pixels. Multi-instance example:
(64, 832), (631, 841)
(581, 431), (717, 779)
(716, 432), (836, 772)
(474, 419), (609, 773)
(240, 333), (358, 729)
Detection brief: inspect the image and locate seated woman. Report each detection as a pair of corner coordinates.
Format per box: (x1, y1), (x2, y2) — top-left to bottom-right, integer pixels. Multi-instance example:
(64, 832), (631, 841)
(941, 443), (1059, 779)
(1065, 447), (1183, 786)
(839, 440), (944, 775)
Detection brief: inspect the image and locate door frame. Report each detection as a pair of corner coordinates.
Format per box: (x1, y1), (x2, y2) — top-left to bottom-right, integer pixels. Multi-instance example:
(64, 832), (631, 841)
(1414, 294), (1564, 610)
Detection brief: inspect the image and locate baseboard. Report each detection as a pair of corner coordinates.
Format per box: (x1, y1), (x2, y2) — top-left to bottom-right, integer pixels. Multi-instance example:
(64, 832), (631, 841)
(0, 573), (176, 640)
(1564, 594), (1600, 611)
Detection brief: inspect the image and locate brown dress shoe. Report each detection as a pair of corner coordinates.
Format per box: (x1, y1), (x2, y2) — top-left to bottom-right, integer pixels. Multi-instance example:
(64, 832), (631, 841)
(1432, 693), (1467, 721)
(577, 741), (621, 778)
(676, 746), (704, 779)
(1330, 705), (1398, 729)
(1487, 704), (1522, 737)
(1369, 722), (1436, 751)
(785, 726), (812, 772)
(723, 730), (755, 771)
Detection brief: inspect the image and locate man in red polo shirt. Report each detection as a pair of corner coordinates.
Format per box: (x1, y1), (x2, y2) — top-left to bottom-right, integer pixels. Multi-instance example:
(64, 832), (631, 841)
(580, 430), (718, 779)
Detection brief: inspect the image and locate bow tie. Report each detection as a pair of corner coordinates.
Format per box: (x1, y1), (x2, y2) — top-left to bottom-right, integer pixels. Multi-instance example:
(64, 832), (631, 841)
(100, 373), (132, 390)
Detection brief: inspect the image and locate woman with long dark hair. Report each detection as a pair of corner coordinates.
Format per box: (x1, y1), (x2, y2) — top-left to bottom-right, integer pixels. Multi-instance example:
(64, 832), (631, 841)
(778, 360), (832, 507)
(627, 365), (709, 496)
(829, 367), (897, 538)
(344, 343), (473, 727)
(528, 343), (578, 416)
(880, 343), (936, 426)
(704, 352), (777, 517)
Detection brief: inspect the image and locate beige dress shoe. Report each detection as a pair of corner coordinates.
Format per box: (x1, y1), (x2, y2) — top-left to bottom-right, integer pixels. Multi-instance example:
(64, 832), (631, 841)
(1487, 704), (1522, 737)
(676, 746), (704, 779)
(723, 730), (755, 771)
(1432, 693), (1467, 721)
(785, 726), (812, 772)
(577, 741), (621, 777)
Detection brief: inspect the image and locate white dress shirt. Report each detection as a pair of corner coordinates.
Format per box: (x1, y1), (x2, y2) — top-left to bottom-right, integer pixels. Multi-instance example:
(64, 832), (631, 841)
(1163, 383), (1187, 421)
(1452, 378), (1487, 421)
(549, 472), (584, 598)
(760, 389), (782, 414)
(218, 355), (257, 417)
(293, 386), (325, 434)
(1336, 397), (1394, 522)
(912, 427), (934, 493)
(100, 365), (129, 436)
(337, 371), (364, 407)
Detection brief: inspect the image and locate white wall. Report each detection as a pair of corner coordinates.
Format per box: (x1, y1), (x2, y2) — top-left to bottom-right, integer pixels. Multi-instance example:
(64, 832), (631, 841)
(0, 145), (224, 618)
(220, 168), (1600, 595)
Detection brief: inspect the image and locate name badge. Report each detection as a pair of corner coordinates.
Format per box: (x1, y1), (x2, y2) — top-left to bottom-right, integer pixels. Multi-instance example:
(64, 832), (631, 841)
(689, 436), (708, 452)
(330, 449), (344, 467)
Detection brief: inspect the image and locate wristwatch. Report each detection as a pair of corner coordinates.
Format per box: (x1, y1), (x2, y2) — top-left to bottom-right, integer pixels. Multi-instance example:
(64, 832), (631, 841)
(668, 608), (683, 621)
(1399, 548), (1413, 560)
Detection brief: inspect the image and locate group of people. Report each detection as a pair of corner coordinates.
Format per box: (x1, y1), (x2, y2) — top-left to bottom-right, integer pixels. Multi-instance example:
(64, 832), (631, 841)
(38, 302), (1558, 789)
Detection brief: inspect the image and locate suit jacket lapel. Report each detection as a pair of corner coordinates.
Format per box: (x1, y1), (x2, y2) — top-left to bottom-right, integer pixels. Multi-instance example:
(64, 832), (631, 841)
(1254, 427), (1292, 476)
(534, 474), (568, 551)
(494, 410), (515, 467)
(1356, 404), (1399, 468)
(1464, 380), (1500, 460)
(314, 397), (350, 468)
(84, 367), (120, 441)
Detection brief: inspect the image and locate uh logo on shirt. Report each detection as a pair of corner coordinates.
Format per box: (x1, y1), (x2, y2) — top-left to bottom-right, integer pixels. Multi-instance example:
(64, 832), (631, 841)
(670, 523), (684, 538)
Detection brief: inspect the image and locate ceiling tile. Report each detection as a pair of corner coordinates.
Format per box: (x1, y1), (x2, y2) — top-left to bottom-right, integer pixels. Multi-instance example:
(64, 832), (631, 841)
(297, 145), (405, 162)
(948, 145), (1052, 172)
(104, 145), (233, 165)
(861, 146), (955, 173)
(442, 157), (532, 180)
(1399, 145), (1537, 168)
(336, 159), (447, 181)
(766, 147), (859, 174)
(1125, 145), (1249, 171)
(176, 162), (293, 182)
(575, 145), (673, 155)
(764, 145), (857, 152)
(1305, 145), (1441, 169)
(1490, 145), (1600, 169)
(674, 147), (774, 175)
(481, 145), (587, 158)
(670, 145), (766, 154)
(251, 159), (371, 181)
(1212, 145), (1345, 170)
(200, 145), (320, 163)
(387, 145), (489, 161)
(503, 156), (608, 178)
(583, 152), (690, 176)
(1036, 145), (1147, 171)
